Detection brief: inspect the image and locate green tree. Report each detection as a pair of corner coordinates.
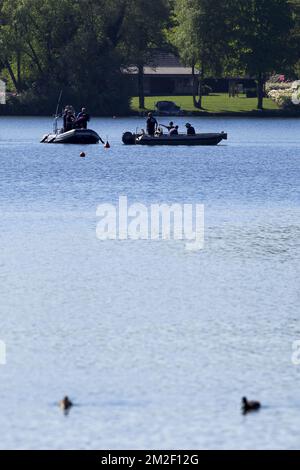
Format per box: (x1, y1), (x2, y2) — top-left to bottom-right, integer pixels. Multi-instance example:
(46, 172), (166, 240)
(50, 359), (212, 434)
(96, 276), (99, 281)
(119, 0), (171, 109)
(289, 0), (300, 76)
(236, 0), (296, 109)
(0, 0), (80, 93)
(173, 0), (233, 109)
(173, 0), (297, 110)
(0, 0), (138, 114)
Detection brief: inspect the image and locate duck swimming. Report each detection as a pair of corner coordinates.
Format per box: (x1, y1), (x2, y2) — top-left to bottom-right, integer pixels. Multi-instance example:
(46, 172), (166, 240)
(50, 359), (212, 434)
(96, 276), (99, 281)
(242, 397), (261, 414)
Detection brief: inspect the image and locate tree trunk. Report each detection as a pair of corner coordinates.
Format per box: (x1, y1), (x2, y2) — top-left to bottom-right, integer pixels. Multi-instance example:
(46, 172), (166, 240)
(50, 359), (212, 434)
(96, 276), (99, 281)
(257, 72), (264, 110)
(17, 51), (22, 91)
(192, 64), (204, 109)
(5, 60), (20, 93)
(192, 64), (199, 108)
(26, 42), (44, 76)
(138, 64), (145, 109)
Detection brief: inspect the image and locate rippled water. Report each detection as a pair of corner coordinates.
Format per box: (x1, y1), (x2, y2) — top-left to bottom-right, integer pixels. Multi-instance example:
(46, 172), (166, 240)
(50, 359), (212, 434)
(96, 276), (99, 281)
(0, 116), (300, 450)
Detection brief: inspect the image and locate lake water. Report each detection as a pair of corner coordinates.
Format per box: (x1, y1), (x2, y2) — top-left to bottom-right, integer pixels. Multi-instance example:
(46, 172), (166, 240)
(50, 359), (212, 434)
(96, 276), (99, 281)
(0, 116), (299, 450)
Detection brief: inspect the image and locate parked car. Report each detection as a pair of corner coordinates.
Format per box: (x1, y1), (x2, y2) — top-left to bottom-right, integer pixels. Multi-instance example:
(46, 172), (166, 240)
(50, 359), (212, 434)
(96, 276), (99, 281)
(155, 101), (181, 115)
(245, 88), (258, 98)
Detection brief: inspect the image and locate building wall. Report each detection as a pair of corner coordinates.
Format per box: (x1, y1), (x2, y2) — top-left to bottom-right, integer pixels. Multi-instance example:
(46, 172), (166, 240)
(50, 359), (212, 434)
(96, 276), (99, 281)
(205, 78), (257, 93)
(129, 75), (257, 96)
(144, 76), (194, 95)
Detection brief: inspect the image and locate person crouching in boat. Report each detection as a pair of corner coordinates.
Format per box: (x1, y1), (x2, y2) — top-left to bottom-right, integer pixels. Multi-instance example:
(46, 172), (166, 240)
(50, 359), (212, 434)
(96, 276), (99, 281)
(161, 122), (179, 136)
(76, 108), (90, 129)
(186, 123), (196, 135)
(146, 112), (158, 136)
(155, 126), (163, 137)
(170, 125), (179, 136)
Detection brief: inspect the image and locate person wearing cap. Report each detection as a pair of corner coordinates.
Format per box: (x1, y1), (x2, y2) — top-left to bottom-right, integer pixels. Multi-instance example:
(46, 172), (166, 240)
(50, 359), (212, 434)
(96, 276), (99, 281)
(146, 112), (158, 136)
(186, 123), (196, 136)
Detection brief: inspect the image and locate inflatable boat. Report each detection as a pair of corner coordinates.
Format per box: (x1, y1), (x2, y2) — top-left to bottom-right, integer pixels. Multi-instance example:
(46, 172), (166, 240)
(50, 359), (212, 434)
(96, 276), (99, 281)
(122, 132), (227, 146)
(41, 128), (101, 144)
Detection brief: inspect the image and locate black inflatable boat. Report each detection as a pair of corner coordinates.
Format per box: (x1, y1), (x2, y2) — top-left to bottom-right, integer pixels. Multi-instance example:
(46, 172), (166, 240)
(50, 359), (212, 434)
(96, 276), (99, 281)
(41, 128), (101, 144)
(122, 132), (228, 146)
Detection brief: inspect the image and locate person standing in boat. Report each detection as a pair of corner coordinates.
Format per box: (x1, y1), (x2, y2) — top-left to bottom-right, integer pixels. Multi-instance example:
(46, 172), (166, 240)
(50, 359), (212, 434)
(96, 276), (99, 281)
(185, 123), (196, 135)
(63, 106), (76, 132)
(65, 110), (76, 132)
(76, 108), (90, 129)
(146, 112), (158, 136)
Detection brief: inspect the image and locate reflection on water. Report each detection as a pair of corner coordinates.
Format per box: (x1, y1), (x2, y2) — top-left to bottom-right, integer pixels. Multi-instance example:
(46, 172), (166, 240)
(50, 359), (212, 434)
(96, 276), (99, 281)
(0, 116), (300, 450)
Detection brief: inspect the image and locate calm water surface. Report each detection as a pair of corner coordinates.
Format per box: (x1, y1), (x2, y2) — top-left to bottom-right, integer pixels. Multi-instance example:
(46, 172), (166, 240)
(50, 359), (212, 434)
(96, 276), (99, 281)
(0, 116), (300, 450)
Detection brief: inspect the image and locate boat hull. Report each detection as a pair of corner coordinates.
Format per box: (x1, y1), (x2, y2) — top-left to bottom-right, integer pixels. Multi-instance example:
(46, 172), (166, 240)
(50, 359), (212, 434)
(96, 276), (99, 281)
(41, 129), (100, 144)
(123, 132), (227, 146)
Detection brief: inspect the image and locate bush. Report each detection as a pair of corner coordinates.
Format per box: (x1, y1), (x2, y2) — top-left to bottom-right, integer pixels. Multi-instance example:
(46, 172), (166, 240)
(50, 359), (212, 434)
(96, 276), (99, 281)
(0, 78), (133, 116)
(267, 80), (300, 109)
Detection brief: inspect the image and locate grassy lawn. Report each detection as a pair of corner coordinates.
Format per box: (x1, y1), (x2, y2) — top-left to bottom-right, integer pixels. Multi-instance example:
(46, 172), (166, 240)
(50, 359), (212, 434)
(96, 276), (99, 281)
(131, 93), (279, 114)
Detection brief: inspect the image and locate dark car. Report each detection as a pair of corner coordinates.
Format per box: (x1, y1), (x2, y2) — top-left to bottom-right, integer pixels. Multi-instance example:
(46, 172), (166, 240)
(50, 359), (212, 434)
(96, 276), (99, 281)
(155, 101), (181, 115)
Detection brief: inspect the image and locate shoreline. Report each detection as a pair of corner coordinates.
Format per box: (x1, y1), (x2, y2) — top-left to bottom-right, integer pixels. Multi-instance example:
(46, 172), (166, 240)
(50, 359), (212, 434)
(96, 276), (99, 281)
(132, 109), (300, 118)
(0, 110), (299, 119)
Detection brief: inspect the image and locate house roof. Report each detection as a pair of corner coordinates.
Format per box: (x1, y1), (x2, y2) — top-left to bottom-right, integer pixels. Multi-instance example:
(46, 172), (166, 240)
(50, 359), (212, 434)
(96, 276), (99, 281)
(123, 52), (198, 76)
(143, 66), (194, 75)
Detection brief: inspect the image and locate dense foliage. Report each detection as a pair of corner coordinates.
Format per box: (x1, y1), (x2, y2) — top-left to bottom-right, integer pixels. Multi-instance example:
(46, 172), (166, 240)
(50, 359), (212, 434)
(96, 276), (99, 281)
(0, 0), (170, 114)
(0, 0), (299, 113)
(174, 0), (299, 109)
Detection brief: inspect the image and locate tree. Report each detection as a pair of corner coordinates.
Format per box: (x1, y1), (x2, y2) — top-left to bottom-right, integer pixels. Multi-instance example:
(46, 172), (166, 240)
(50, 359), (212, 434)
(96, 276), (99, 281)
(235, 0), (296, 109)
(0, 0), (27, 93)
(1, 0), (298, 115)
(173, 0), (297, 110)
(289, 0), (300, 76)
(0, 0), (80, 92)
(173, 0), (233, 109)
(118, 0), (171, 109)
(0, 0), (138, 114)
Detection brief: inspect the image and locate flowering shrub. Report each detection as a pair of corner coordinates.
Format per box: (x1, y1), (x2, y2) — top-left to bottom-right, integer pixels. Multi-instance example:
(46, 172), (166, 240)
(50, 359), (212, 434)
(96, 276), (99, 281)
(265, 81), (292, 93)
(266, 80), (300, 108)
(291, 81), (300, 105)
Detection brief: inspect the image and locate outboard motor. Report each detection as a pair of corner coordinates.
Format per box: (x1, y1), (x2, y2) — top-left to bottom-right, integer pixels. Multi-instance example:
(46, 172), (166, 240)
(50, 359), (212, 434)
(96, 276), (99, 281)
(122, 132), (136, 145)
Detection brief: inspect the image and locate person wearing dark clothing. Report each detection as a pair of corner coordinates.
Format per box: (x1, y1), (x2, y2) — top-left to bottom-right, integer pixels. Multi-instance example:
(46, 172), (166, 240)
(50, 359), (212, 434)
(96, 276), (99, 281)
(65, 111), (75, 132)
(76, 108), (90, 129)
(186, 123), (196, 135)
(146, 112), (158, 136)
(170, 125), (179, 136)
